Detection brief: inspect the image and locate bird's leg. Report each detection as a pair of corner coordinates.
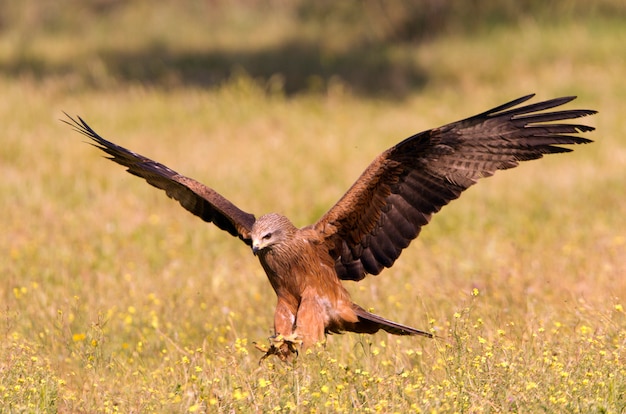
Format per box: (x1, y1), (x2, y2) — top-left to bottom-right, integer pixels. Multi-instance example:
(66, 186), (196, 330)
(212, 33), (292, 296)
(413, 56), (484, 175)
(255, 298), (300, 362)
(293, 293), (327, 349)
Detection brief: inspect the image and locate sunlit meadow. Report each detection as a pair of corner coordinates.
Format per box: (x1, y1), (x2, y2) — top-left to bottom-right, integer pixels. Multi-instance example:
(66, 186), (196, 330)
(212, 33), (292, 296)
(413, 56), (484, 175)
(1, 2), (625, 412)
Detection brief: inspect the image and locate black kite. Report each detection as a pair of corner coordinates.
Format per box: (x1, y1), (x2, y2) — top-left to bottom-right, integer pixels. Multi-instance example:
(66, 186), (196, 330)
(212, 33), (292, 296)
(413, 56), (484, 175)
(65, 94), (596, 360)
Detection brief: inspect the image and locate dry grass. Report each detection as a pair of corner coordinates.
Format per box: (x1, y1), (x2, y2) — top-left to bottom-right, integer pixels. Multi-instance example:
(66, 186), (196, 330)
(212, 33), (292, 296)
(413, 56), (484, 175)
(1, 2), (625, 412)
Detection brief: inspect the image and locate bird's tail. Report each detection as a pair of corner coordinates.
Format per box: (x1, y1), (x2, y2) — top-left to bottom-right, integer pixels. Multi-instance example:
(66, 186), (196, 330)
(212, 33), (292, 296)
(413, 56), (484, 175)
(349, 304), (433, 338)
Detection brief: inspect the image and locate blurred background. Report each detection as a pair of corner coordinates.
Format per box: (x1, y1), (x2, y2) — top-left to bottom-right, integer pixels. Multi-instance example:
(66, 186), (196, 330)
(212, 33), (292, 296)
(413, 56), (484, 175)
(2, 0), (625, 97)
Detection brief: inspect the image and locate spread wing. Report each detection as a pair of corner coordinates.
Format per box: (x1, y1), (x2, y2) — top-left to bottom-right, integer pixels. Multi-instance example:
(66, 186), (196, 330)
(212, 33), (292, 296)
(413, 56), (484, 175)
(314, 95), (596, 281)
(64, 114), (256, 244)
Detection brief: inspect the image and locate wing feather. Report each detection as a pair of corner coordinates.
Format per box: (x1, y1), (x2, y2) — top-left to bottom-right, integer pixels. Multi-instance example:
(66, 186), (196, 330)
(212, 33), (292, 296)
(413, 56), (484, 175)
(315, 95), (596, 281)
(64, 114), (256, 244)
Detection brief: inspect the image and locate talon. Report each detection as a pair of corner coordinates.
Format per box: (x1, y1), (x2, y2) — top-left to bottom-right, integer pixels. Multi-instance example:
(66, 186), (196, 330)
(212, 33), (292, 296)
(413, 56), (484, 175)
(271, 333), (302, 355)
(255, 333), (302, 363)
(281, 333), (303, 346)
(253, 341), (269, 353)
(257, 344), (282, 364)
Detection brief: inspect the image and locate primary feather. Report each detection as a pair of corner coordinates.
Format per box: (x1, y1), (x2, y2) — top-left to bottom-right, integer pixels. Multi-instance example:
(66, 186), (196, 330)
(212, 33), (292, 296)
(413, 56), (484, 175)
(316, 94), (595, 281)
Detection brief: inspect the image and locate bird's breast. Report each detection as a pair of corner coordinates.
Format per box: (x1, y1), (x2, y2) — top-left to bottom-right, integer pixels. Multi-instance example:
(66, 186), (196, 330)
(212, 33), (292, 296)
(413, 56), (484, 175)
(258, 238), (338, 299)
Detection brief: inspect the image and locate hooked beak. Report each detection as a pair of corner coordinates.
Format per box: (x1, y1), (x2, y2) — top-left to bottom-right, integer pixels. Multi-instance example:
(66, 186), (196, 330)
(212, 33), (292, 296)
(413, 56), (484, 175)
(252, 244), (260, 256)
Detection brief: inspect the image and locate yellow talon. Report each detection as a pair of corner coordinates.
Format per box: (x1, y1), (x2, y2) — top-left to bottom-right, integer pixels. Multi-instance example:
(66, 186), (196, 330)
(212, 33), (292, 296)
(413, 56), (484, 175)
(255, 333), (302, 363)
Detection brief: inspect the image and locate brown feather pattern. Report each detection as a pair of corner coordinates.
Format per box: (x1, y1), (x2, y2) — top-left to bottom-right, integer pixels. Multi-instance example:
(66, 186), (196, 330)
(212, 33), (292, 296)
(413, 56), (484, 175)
(65, 94), (595, 359)
(316, 94), (595, 281)
(63, 114), (256, 244)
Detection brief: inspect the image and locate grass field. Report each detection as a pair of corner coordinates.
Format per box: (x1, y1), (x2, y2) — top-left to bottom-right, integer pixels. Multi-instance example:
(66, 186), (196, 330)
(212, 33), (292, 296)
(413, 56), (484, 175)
(1, 2), (625, 412)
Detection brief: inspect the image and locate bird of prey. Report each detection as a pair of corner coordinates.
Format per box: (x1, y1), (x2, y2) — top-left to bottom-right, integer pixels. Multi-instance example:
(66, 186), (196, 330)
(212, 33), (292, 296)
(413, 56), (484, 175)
(65, 94), (595, 360)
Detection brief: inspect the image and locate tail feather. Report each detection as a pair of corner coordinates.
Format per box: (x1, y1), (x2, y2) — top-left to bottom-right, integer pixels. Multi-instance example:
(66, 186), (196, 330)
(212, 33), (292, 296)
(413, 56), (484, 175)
(350, 304), (433, 338)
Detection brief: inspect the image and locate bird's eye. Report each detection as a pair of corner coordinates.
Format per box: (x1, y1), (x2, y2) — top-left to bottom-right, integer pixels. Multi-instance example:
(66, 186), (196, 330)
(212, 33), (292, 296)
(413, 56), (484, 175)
(262, 233), (272, 240)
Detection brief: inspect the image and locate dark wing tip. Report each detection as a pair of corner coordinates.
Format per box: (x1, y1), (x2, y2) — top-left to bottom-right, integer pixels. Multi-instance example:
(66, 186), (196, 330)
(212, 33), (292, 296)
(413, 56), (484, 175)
(62, 112), (97, 139)
(324, 94), (596, 282)
(62, 113), (115, 152)
(64, 113), (256, 242)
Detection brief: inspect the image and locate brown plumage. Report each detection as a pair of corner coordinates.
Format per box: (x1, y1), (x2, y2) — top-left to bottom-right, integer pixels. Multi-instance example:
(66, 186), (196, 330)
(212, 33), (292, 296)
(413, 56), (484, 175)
(64, 94), (596, 360)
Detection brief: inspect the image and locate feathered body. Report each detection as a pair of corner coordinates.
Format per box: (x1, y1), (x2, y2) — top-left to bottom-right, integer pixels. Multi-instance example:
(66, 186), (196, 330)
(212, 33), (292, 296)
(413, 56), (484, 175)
(65, 95), (596, 360)
(250, 213), (420, 353)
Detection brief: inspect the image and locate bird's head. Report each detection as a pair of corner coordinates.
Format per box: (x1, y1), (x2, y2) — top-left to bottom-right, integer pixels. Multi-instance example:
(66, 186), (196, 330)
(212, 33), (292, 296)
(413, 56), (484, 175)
(250, 213), (297, 256)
